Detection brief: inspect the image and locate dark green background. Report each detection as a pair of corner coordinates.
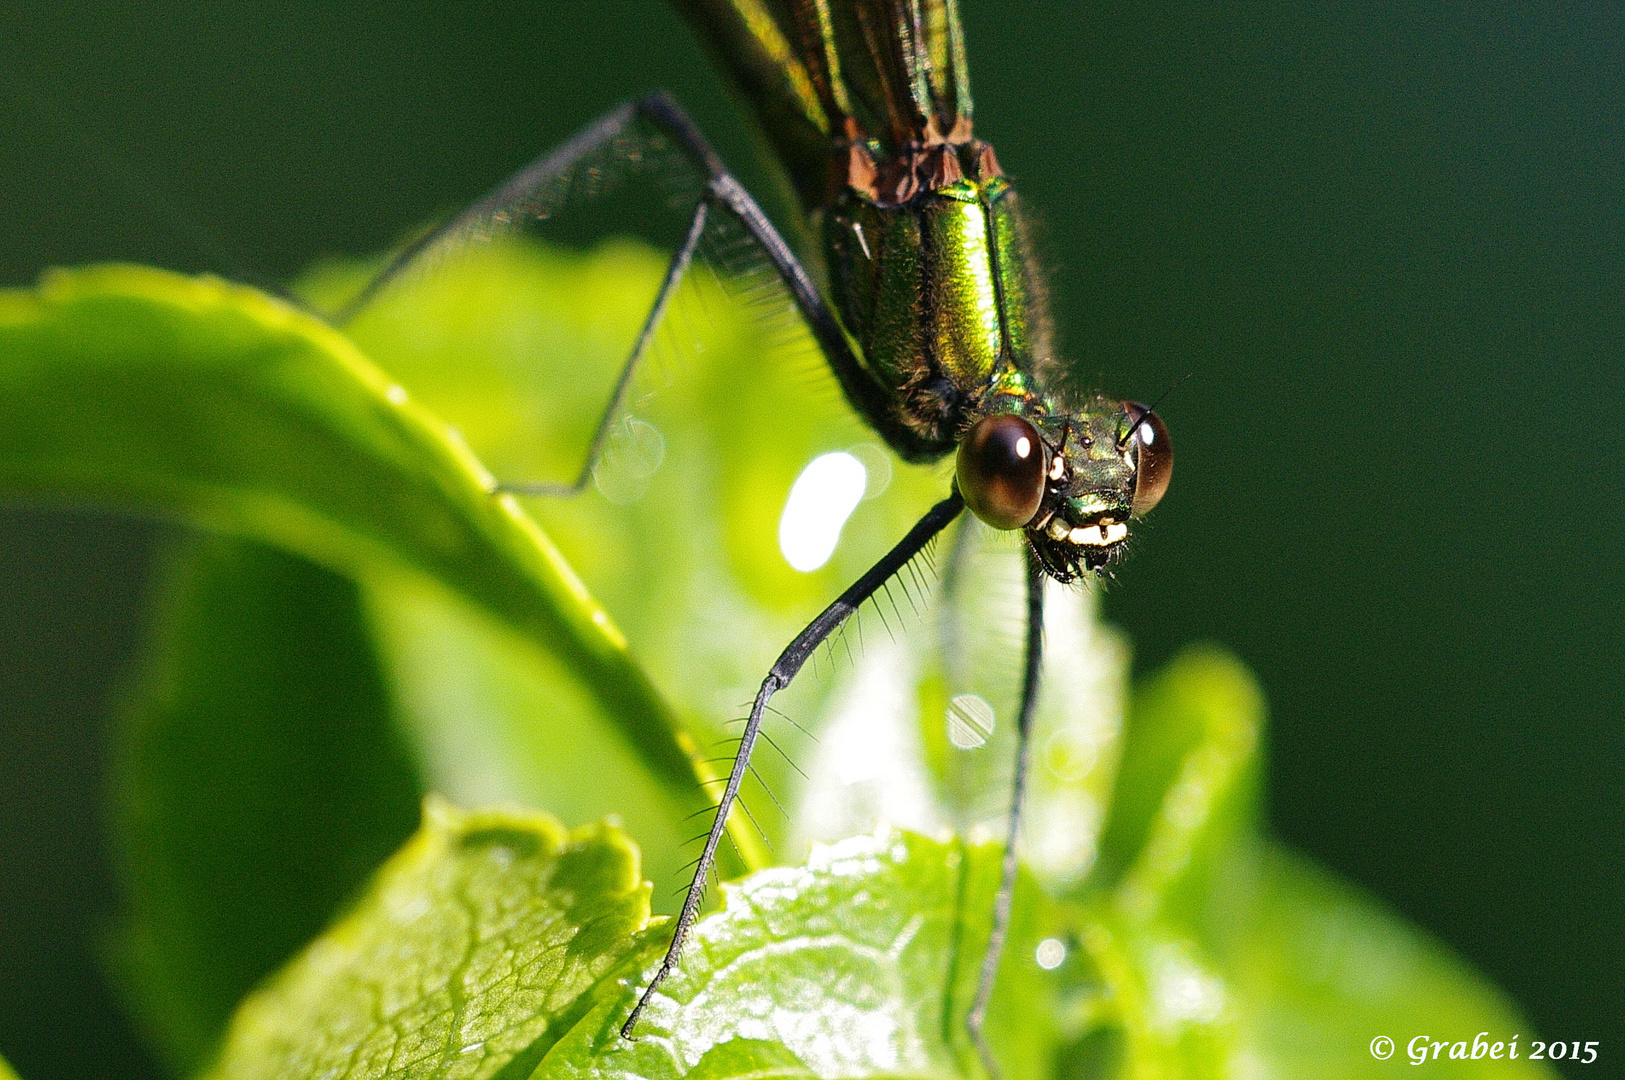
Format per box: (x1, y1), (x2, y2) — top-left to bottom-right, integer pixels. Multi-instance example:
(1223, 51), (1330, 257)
(0, 2), (1618, 1077)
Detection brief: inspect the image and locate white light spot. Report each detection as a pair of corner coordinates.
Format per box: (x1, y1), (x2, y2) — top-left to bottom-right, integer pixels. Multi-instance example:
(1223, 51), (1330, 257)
(779, 452), (867, 572)
(1139, 421), (1156, 446)
(1014, 435), (1031, 458)
(1035, 938), (1067, 970)
(946, 693), (995, 749)
(852, 221), (873, 261)
(385, 384), (408, 405)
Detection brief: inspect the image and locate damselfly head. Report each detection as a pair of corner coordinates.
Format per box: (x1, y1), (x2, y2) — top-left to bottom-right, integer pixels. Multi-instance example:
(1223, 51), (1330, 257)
(957, 399), (1173, 582)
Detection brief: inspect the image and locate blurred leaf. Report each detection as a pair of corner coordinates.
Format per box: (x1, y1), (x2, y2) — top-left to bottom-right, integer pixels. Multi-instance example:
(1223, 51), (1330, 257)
(307, 233), (1136, 891)
(205, 799), (651, 1080)
(111, 535), (423, 1073)
(0, 1051), (20, 1080)
(1089, 646), (1263, 922)
(362, 575), (700, 909)
(1204, 839), (1555, 1078)
(0, 263), (724, 856)
(1049, 645), (1554, 1079)
(2, 249), (1554, 1079)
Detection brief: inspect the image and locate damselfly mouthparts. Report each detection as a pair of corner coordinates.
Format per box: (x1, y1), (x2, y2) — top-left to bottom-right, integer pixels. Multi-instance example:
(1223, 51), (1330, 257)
(340, 0), (1172, 1069)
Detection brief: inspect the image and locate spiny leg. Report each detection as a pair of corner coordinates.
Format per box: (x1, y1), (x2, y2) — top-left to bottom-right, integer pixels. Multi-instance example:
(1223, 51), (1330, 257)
(621, 492), (967, 1040)
(497, 198), (709, 496)
(966, 550), (1045, 1077)
(638, 95), (902, 442)
(333, 92), (889, 500)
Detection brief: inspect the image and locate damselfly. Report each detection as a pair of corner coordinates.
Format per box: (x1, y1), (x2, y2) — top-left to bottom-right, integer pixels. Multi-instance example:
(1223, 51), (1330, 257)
(339, 0), (1172, 1067)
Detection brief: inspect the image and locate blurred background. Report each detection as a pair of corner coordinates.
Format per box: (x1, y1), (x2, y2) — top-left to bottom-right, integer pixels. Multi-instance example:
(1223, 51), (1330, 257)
(0, 1), (1618, 1077)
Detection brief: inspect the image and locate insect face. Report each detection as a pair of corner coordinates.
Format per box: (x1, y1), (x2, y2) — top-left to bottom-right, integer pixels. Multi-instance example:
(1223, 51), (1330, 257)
(1020, 400), (1173, 581)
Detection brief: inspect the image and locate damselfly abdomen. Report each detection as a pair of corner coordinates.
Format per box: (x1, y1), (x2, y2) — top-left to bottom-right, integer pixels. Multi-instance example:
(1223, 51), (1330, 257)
(340, 0), (1172, 1068)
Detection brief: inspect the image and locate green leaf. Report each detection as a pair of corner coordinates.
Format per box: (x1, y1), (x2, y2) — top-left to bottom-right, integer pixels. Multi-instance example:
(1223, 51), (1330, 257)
(189, 636), (1552, 1080)
(0, 264), (722, 857)
(361, 573), (708, 909)
(207, 809), (1059, 1080)
(0, 1050), (21, 1080)
(106, 529), (706, 1068)
(6, 247), (1550, 1078)
(110, 535), (424, 1073)
(1054, 645), (1555, 1079)
(1089, 645), (1264, 922)
(677, 1040), (815, 1080)
(303, 239), (953, 859)
(205, 798), (651, 1080)
(1205, 839), (1556, 1078)
(544, 830), (1056, 1080)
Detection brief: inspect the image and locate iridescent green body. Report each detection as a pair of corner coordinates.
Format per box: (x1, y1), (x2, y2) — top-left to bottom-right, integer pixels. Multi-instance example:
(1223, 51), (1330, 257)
(335, 1), (1165, 1049)
(675, 0), (1150, 577)
(826, 171), (1032, 455)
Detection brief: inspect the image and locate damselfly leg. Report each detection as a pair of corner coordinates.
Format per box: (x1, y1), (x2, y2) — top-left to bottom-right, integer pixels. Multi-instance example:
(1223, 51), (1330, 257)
(623, 491), (970, 1036)
(333, 95), (887, 502)
(968, 551), (1044, 1074)
(495, 200), (709, 497)
(337, 93), (1055, 1071)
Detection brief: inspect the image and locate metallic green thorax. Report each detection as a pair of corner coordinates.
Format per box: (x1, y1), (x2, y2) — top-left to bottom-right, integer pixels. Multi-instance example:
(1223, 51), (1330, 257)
(823, 168), (1056, 457)
(676, 0), (1144, 574)
(677, 0), (1061, 450)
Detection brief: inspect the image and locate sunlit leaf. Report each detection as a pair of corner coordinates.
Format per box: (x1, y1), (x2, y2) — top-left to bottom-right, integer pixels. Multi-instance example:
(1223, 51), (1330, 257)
(1052, 647), (1555, 1079)
(205, 799), (650, 1080)
(206, 803), (1060, 1080)
(362, 573), (701, 907)
(546, 830), (1059, 1080)
(0, 263), (727, 859)
(1092, 646), (1263, 923)
(0, 251), (1555, 1079)
(304, 239), (952, 861)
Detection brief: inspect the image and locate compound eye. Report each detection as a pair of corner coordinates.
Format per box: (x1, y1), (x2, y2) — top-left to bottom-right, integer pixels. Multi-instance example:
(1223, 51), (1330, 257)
(1125, 403), (1173, 515)
(957, 414), (1047, 530)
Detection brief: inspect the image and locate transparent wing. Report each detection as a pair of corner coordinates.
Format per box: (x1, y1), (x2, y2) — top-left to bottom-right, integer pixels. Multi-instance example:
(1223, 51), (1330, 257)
(327, 102), (702, 326)
(295, 98), (944, 861)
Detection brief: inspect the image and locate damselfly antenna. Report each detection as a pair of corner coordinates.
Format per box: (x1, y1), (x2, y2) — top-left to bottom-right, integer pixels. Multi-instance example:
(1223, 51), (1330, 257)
(1117, 371), (1194, 450)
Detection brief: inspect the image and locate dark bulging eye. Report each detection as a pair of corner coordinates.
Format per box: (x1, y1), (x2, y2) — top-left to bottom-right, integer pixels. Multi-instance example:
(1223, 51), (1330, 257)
(957, 413), (1046, 529)
(1125, 403), (1173, 515)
